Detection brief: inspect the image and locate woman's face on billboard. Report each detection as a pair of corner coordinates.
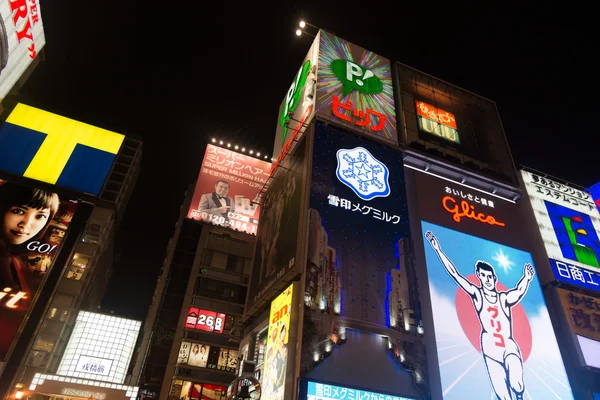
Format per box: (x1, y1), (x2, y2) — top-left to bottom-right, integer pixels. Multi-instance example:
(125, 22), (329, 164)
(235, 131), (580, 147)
(2, 205), (50, 245)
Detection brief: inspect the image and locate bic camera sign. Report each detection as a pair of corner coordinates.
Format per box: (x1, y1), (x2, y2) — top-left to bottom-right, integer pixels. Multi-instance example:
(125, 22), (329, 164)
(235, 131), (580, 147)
(331, 60), (382, 96)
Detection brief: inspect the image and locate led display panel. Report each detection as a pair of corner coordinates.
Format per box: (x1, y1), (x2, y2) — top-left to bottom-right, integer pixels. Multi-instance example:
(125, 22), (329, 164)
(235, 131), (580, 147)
(298, 378), (415, 400)
(521, 170), (600, 292)
(184, 307), (226, 333)
(0, 178), (77, 360)
(414, 170), (574, 399)
(0, 103), (125, 195)
(56, 311), (141, 384)
(187, 144), (271, 235)
(0, 1), (45, 100)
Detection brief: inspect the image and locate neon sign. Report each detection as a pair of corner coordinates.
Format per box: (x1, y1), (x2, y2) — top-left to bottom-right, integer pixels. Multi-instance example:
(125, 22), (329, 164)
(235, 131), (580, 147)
(332, 95), (386, 132)
(442, 196), (505, 227)
(279, 60), (312, 145)
(0, 287), (28, 309)
(330, 60), (383, 96)
(185, 308), (226, 334)
(416, 101), (459, 143)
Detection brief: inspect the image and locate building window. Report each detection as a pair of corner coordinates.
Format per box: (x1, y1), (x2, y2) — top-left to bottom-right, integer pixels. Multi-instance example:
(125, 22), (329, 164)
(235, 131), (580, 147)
(194, 278), (246, 304)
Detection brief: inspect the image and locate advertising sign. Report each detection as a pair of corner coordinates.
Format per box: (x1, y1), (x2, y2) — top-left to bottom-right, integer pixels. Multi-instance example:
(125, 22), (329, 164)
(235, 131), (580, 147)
(187, 144), (271, 235)
(0, 0), (45, 100)
(0, 178), (77, 360)
(272, 32), (320, 162)
(298, 379), (415, 400)
(184, 307), (226, 333)
(557, 287), (600, 341)
(177, 341), (238, 373)
(56, 311), (141, 384)
(588, 181), (600, 213)
(262, 284), (293, 400)
(316, 30), (397, 143)
(521, 170), (600, 291)
(415, 101), (459, 144)
(415, 170), (573, 399)
(305, 121), (409, 326)
(0, 103), (125, 195)
(247, 137), (306, 311)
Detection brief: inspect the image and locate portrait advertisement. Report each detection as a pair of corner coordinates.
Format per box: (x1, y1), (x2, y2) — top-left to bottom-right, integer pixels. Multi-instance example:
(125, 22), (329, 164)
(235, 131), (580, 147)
(0, 179), (77, 359)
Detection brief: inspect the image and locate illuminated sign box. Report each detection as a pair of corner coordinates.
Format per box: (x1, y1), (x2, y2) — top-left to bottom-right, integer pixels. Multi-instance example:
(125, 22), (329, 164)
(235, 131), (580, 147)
(177, 341), (238, 373)
(298, 378), (415, 400)
(184, 307), (226, 333)
(0, 103), (125, 195)
(415, 101), (459, 143)
(56, 311), (141, 384)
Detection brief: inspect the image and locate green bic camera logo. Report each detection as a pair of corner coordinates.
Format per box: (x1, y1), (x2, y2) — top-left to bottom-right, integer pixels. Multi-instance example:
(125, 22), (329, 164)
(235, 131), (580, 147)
(331, 60), (383, 96)
(279, 60), (312, 145)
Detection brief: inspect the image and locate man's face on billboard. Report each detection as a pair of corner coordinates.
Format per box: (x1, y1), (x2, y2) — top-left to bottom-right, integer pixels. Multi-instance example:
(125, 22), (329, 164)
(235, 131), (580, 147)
(215, 181), (229, 197)
(3, 205), (50, 245)
(477, 268), (496, 291)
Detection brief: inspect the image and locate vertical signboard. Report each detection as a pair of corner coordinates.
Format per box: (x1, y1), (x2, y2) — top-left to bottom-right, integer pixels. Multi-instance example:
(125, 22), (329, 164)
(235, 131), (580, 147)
(0, 179), (77, 360)
(272, 33), (320, 162)
(187, 144), (271, 235)
(521, 171), (600, 292)
(262, 284), (293, 400)
(247, 138), (307, 311)
(0, 1), (45, 100)
(316, 31), (397, 144)
(414, 170), (573, 399)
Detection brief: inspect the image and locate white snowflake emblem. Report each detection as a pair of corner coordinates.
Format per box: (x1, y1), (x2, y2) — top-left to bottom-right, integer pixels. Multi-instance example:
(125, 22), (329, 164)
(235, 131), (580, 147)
(335, 146), (390, 201)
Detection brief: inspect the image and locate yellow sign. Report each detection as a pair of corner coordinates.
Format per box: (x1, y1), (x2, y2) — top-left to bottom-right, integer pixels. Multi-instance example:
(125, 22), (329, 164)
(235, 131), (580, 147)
(263, 284), (293, 400)
(557, 287), (600, 341)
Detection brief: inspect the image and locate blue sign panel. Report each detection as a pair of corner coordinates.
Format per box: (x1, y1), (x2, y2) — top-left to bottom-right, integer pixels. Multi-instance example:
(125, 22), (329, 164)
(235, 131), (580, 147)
(588, 181), (600, 214)
(302, 379), (415, 400)
(550, 258), (600, 292)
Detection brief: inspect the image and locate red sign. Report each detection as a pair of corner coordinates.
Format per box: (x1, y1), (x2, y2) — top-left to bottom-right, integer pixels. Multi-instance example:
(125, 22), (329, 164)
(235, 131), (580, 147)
(331, 96), (386, 132)
(415, 101), (457, 129)
(442, 195), (505, 227)
(185, 308), (226, 334)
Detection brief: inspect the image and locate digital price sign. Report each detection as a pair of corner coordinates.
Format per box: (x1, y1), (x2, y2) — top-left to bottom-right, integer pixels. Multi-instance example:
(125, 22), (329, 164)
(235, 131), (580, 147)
(185, 308), (226, 334)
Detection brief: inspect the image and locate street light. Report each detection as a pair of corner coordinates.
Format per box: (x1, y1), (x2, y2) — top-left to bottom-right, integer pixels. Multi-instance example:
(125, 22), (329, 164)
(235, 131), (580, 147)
(295, 29), (302, 36)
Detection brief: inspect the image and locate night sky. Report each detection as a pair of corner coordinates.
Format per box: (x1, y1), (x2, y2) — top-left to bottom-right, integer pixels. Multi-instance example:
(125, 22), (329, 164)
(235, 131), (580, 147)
(16, 3), (599, 320)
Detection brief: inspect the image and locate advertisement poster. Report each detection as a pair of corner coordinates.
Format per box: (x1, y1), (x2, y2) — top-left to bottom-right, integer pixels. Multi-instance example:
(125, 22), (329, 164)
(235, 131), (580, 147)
(0, 1), (45, 100)
(316, 31), (397, 143)
(262, 284), (293, 400)
(0, 179), (77, 360)
(187, 144), (271, 235)
(247, 138), (306, 311)
(521, 170), (600, 291)
(556, 287), (600, 342)
(186, 342), (209, 368)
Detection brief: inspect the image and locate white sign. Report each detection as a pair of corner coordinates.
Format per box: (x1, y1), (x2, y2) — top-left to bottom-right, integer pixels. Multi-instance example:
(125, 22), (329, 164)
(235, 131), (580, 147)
(75, 355), (112, 376)
(62, 389), (106, 399)
(0, 0), (45, 100)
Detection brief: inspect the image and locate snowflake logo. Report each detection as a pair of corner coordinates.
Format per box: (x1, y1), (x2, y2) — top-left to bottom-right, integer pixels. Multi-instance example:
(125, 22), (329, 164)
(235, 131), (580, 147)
(336, 147), (390, 201)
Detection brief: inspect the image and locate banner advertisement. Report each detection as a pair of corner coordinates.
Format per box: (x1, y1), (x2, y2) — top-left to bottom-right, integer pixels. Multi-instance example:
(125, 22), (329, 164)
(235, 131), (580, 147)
(187, 144), (271, 235)
(247, 138), (306, 311)
(415, 170), (573, 399)
(0, 179), (77, 360)
(262, 284), (293, 400)
(316, 30), (397, 144)
(0, 103), (125, 195)
(556, 287), (600, 342)
(0, 1), (45, 100)
(298, 378), (415, 400)
(520, 170), (600, 292)
(177, 341), (238, 373)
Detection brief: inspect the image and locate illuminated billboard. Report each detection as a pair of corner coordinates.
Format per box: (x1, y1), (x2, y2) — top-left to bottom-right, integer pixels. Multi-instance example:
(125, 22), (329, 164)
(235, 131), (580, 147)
(316, 31), (397, 143)
(298, 378), (415, 400)
(415, 101), (459, 143)
(588, 181), (600, 213)
(0, 178), (77, 360)
(187, 144), (271, 235)
(556, 288), (600, 342)
(184, 307), (227, 334)
(0, 1), (45, 100)
(56, 311), (141, 384)
(262, 284), (293, 400)
(0, 103), (125, 195)
(176, 341), (238, 373)
(413, 169), (573, 399)
(521, 170), (600, 292)
(272, 32), (319, 162)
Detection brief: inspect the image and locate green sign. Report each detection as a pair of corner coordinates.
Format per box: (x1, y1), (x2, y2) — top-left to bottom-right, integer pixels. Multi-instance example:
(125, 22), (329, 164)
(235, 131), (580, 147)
(279, 60), (312, 145)
(331, 59), (383, 96)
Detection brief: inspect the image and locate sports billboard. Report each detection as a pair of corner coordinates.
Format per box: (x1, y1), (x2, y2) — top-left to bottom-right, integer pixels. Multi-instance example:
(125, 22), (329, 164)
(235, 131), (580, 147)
(262, 284), (293, 400)
(0, 0), (45, 100)
(0, 178), (77, 360)
(414, 170), (573, 399)
(316, 31), (397, 144)
(187, 144), (271, 235)
(521, 170), (600, 292)
(0, 103), (125, 195)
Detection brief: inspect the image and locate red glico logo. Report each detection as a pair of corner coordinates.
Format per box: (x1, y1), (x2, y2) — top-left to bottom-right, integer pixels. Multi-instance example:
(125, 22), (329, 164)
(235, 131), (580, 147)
(442, 196), (505, 227)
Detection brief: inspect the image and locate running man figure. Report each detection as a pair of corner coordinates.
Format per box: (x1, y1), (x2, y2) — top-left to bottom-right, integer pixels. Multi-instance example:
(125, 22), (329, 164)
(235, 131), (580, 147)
(425, 231), (535, 400)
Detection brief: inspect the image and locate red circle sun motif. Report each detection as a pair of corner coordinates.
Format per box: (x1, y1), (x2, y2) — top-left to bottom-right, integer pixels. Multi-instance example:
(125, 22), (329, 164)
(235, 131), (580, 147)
(455, 274), (533, 362)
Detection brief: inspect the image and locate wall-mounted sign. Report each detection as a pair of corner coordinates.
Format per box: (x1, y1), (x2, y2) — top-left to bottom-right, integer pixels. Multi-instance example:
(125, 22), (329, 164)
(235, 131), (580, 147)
(177, 341), (238, 373)
(415, 101), (459, 143)
(185, 308), (226, 334)
(301, 379), (415, 400)
(74, 355), (112, 376)
(521, 171), (600, 292)
(557, 287), (600, 342)
(588, 181), (600, 214)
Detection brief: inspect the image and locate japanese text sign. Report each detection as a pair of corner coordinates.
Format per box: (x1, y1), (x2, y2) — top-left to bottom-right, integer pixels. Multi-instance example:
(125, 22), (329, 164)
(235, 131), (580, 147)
(415, 101), (459, 143)
(303, 380), (415, 400)
(557, 287), (600, 342)
(187, 144), (271, 235)
(185, 308), (226, 334)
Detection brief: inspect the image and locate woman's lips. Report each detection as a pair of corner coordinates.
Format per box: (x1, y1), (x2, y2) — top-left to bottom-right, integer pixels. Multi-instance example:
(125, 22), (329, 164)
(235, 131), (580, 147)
(9, 230), (28, 237)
